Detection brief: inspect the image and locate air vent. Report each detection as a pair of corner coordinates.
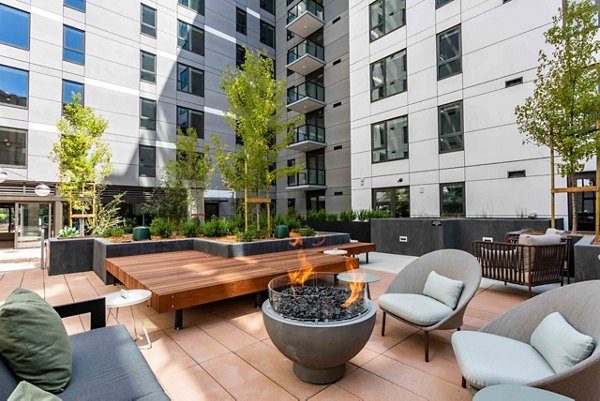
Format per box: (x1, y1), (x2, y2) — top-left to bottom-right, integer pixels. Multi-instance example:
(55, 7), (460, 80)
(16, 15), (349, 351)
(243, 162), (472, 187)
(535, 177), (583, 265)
(332, 16), (341, 24)
(334, 191), (343, 196)
(334, 145), (342, 150)
(507, 170), (526, 178)
(333, 101), (342, 108)
(332, 59), (341, 66)
(505, 77), (523, 88)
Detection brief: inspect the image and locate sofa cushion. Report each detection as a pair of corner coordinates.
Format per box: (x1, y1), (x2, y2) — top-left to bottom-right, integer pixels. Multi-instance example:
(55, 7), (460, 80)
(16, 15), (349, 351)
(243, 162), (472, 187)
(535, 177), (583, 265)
(423, 271), (464, 309)
(452, 331), (555, 389)
(379, 293), (453, 326)
(8, 381), (61, 401)
(0, 355), (19, 401)
(531, 312), (595, 374)
(518, 234), (562, 271)
(59, 325), (168, 401)
(0, 288), (72, 393)
(545, 228), (565, 236)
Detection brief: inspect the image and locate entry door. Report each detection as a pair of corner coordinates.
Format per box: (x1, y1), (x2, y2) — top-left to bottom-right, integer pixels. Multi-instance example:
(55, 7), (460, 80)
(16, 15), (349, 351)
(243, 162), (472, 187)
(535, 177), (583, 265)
(15, 203), (49, 249)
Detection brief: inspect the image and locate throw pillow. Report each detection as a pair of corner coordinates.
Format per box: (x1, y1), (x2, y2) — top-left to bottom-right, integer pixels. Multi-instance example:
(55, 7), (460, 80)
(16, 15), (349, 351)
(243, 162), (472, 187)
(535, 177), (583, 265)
(8, 381), (61, 401)
(423, 271), (464, 310)
(531, 312), (595, 373)
(0, 288), (72, 393)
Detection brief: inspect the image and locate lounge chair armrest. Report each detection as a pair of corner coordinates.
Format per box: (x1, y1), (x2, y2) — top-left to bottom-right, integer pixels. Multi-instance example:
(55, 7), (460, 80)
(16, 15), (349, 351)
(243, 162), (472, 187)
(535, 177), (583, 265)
(53, 298), (106, 330)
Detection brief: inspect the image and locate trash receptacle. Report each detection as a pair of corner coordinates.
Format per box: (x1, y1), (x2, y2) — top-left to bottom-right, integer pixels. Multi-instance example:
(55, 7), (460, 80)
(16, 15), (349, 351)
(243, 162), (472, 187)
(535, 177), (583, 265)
(274, 225), (289, 239)
(132, 226), (151, 241)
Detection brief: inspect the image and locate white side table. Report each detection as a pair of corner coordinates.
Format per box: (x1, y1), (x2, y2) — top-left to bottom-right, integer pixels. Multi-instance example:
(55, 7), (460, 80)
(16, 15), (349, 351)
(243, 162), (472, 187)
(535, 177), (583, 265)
(323, 249), (348, 256)
(104, 289), (152, 349)
(337, 270), (381, 299)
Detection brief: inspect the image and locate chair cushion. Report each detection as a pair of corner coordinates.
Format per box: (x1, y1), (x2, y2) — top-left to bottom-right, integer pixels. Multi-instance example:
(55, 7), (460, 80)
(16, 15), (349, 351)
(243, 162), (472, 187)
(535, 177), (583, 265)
(59, 325), (168, 401)
(378, 293), (453, 326)
(530, 312), (595, 374)
(452, 331), (555, 389)
(518, 234), (562, 271)
(423, 271), (464, 309)
(545, 228), (565, 236)
(8, 381), (60, 401)
(0, 289), (72, 393)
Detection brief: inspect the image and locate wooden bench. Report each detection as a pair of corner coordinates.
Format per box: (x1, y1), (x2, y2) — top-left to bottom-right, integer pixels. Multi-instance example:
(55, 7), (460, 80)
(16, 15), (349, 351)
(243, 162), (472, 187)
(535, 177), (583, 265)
(313, 242), (376, 263)
(105, 249), (358, 329)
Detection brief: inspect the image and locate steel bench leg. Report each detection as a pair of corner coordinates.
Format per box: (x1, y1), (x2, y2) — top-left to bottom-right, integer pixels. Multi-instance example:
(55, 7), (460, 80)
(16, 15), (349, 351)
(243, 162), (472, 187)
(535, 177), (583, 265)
(174, 309), (183, 330)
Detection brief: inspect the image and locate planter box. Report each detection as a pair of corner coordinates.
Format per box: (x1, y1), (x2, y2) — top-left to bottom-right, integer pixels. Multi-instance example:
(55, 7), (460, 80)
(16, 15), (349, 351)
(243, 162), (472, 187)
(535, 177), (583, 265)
(574, 236), (600, 281)
(304, 221), (371, 243)
(48, 238), (95, 276)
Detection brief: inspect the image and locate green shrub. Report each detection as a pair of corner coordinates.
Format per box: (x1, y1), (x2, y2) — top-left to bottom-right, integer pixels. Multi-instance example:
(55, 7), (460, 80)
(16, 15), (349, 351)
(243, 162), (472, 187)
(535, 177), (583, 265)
(339, 210), (356, 222)
(306, 209), (328, 221)
(356, 209), (369, 222)
(368, 209), (392, 219)
(326, 213), (338, 221)
(200, 216), (233, 237)
(102, 226), (125, 238)
(58, 226), (80, 238)
(273, 214), (302, 230)
(150, 217), (174, 238)
(297, 226), (316, 236)
(235, 229), (256, 242)
(181, 219), (201, 237)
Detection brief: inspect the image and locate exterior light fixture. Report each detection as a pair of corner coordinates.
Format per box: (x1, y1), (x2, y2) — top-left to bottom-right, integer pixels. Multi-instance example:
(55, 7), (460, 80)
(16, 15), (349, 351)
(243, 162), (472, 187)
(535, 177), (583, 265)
(0, 168), (51, 197)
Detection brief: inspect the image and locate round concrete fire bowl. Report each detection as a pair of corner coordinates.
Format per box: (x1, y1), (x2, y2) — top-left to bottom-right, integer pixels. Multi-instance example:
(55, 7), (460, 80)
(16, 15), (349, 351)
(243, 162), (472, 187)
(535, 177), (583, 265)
(262, 273), (377, 384)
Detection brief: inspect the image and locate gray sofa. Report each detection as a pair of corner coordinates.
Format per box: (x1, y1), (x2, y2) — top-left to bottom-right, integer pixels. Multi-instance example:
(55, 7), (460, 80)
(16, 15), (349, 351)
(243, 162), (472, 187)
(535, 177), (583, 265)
(0, 298), (170, 401)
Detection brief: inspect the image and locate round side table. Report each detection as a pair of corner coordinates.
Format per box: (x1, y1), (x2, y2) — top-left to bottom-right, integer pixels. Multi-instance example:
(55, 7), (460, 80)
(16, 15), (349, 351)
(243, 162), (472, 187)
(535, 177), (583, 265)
(336, 270), (381, 299)
(323, 249), (348, 256)
(474, 385), (574, 401)
(104, 289), (152, 349)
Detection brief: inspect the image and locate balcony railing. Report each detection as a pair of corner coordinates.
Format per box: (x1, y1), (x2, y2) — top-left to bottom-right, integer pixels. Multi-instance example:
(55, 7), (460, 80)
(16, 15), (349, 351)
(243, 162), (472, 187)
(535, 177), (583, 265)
(287, 82), (325, 104)
(287, 0), (324, 24)
(292, 124), (325, 144)
(288, 39), (324, 64)
(288, 168), (326, 187)
(286, 0), (324, 37)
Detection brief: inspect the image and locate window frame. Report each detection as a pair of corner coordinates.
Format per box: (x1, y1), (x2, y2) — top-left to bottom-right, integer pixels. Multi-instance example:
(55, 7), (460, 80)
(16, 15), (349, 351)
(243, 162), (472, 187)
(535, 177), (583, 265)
(371, 114), (409, 163)
(62, 79), (84, 109)
(436, 0), (455, 8)
(177, 0), (204, 15)
(64, 0), (85, 12)
(63, 25), (85, 65)
(372, 186), (410, 217)
(140, 4), (157, 38)
(138, 144), (156, 177)
(178, 21), (205, 56)
(0, 4), (30, 50)
(369, 0), (406, 42)
(236, 7), (247, 35)
(140, 98), (156, 131)
(440, 182), (465, 217)
(177, 106), (204, 139)
(370, 49), (407, 102)
(140, 51), (156, 83)
(0, 65), (29, 109)
(260, 0), (276, 15)
(260, 20), (276, 48)
(177, 63), (204, 97)
(0, 126), (27, 168)
(438, 100), (464, 153)
(437, 24), (462, 80)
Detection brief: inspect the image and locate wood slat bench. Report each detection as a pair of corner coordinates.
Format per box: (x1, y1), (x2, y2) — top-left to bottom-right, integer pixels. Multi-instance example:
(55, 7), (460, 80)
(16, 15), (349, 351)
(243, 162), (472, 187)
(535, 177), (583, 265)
(105, 249), (358, 329)
(312, 242), (376, 263)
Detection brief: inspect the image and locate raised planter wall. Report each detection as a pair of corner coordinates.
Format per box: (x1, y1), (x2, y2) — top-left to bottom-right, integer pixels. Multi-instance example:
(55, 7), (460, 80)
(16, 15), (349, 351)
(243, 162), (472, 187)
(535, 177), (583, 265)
(574, 236), (600, 281)
(304, 221), (371, 243)
(48, 238), (95, 276)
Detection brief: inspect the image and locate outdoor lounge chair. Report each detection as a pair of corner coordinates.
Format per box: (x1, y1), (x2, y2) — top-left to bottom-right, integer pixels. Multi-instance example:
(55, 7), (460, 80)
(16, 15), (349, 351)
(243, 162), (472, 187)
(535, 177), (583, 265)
(452, 280), (600, 400)
(378, 249), (482, 362)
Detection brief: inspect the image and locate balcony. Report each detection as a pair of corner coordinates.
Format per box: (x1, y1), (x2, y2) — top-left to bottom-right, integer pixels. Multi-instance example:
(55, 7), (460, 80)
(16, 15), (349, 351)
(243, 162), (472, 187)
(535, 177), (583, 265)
(288, 124), (326, 152)
(287, 168), (326, 190)
(286, 0), (324, 37)
(287, 39), (325, 75)
(287, 82), (325, 113)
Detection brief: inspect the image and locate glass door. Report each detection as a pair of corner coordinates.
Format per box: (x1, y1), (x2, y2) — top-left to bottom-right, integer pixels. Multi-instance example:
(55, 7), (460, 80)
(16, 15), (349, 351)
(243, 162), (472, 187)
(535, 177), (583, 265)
(15, 203), (49, 249)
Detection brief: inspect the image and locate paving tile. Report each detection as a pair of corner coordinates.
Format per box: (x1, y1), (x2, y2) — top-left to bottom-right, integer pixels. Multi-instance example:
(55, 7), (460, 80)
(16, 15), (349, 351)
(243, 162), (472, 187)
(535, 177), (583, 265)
(200, 318), (259, 351)
(350, 347), (380, 367)
(308, 384), (362, 401)
(142, 331), (198, 379)
(228, 310), (269, 340)
(202, 353), (296, 401)
(166, 325), (230, 363)
(337, 367), (425, 401)
(160, 365), (234, 401)
(235, 341), (326, 400)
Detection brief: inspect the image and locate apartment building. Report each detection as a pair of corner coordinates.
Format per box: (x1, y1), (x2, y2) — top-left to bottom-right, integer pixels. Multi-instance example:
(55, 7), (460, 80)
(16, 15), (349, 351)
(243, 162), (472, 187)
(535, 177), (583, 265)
(0, 0), (277, 247)
(348, 0), (586, 227)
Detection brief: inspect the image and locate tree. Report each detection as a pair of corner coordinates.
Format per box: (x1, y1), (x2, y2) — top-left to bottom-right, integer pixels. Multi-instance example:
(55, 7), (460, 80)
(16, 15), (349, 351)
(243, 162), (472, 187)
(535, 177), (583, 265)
(213, 48), (302, 233)
(164, 128), (214, 223)
(515, 0), (600, 232)
(50, 95), (113, 229)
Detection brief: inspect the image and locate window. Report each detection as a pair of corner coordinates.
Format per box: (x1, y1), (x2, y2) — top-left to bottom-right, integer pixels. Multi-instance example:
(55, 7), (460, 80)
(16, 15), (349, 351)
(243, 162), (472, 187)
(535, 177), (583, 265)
(287, 159), (296, 186)
(373, 187), (409, 217)
(140, 51), (156, 82)
(437, 25), (461, 80)
(260, 21), (275, 48)
(177, 106), (204, 138)
(178, 0), (204, 15)
(63, 26), (85, 64)
(178, 21), (204, 56)
(64, 0), (85, 12)
(436, 0), (455, 8)
(236, 8), (247, 35)
(370, 0), (406, 41)
(0, 65), (28, 108)
(0, 127), (26, 167)
(439, 101), (463, 152)
(0, 4), (29, 49)
(140, 98), (156, 130)
(177, 64), (204, 97)
(62, 80), (84, 108)
(370, 49), (407, 101)
(141, 4), (157, 37)
(139, 145), (156, 177)
(287, 30), (295, 41)
(372, 115), (408, 162)
(260, 0), (275, 15)
(236, 44), (245, 68)
(440, 182), (464, 217)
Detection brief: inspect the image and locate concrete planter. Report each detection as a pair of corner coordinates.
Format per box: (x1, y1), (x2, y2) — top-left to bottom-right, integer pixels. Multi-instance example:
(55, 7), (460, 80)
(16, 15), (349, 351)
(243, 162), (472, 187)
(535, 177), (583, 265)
(574, 236), (600, 281)
(48, 238), (95, 276)
(304, 221), (371, 242)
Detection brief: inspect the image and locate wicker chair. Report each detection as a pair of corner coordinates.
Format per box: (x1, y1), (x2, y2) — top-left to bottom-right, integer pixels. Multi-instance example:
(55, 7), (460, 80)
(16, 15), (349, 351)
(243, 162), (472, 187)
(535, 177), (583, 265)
(452, 280), (600, 400)
(379, 249), (482, 362)
(472, 239), (566, 297)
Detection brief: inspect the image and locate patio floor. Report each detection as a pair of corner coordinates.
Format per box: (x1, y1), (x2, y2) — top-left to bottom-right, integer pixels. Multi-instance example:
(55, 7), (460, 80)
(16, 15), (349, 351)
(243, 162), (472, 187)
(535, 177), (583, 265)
(0, 252), (561, 401)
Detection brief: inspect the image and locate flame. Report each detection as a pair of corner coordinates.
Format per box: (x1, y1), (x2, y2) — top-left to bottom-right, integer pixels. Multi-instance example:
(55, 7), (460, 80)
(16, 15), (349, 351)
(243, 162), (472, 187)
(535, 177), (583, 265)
(289, 236), (303, 248)
(288, 266), (314, 286)
(341, 269), (365, 308)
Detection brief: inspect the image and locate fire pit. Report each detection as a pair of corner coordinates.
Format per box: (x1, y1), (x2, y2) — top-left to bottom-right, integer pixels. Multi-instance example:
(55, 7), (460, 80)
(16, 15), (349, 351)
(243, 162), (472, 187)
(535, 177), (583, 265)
(262, 271), (376, 384)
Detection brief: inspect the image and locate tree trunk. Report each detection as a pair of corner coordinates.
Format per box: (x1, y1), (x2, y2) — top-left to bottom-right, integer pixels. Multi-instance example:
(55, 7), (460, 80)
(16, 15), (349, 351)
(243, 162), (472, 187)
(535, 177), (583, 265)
(266, 187), (271, 236)
(571, 175), (578, 233)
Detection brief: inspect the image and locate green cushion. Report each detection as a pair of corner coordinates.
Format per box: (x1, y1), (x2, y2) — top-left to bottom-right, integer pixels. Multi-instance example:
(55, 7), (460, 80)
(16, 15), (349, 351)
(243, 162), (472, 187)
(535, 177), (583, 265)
(0, 289), (72, 393)
(8, 381), (61, 401)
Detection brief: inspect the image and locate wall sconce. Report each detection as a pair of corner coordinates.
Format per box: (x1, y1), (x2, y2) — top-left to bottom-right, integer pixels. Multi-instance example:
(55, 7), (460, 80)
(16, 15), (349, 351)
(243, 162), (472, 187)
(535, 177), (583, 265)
(360, 177), (365, 186)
